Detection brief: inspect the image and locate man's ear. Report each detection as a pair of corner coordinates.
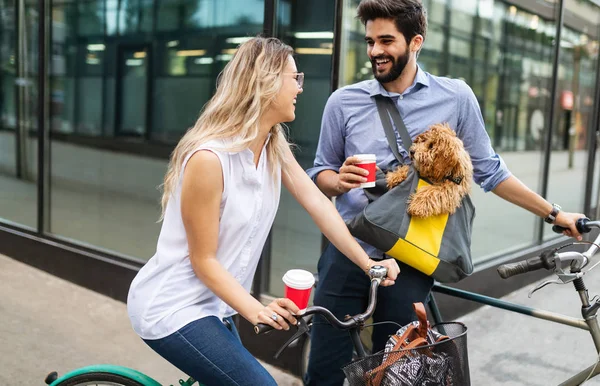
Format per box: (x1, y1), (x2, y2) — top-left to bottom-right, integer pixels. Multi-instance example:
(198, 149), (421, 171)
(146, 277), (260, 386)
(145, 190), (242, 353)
(410, 35), (424, 52)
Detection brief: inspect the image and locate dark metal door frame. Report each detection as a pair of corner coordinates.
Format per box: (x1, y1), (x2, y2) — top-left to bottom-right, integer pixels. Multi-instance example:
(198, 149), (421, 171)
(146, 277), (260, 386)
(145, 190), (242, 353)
(37, 0), (50, 234)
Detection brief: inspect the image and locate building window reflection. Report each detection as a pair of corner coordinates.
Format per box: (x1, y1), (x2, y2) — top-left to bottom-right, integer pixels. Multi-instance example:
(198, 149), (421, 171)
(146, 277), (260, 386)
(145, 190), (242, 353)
(0, 0), (600, 300)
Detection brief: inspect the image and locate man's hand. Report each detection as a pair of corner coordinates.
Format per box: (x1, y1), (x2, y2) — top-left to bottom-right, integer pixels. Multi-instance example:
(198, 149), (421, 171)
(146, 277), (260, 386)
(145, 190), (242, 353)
(336, 156), (370, 194)
(554, 211), (586, 241)
(371, 258), (400, 287)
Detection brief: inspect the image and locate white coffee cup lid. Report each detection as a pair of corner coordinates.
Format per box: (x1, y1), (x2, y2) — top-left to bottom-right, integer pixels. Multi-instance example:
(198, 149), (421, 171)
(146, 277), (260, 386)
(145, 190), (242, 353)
(282, 269), (315, 290)
(354, 154), (376, 162)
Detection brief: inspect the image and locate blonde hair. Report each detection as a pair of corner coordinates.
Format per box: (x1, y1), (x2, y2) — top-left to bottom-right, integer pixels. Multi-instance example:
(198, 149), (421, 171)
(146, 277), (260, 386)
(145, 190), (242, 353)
(160, 36), (295, 216)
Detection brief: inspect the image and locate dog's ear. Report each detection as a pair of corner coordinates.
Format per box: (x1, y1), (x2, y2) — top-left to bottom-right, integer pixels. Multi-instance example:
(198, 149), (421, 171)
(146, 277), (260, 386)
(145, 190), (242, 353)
(447, 141), (473, 185)
(425, 133), (456, 181)
(443, 154), (463, 185)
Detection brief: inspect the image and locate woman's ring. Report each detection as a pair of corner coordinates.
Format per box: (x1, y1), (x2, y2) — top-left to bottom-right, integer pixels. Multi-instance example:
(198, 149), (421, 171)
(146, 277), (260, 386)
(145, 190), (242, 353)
(271, 313), (278, 321)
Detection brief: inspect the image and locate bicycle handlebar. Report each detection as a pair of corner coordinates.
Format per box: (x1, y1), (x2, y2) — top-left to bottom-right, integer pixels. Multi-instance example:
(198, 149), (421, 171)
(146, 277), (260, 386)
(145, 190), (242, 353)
(254, 266), (387, 335)
(498, 218), (598, 280)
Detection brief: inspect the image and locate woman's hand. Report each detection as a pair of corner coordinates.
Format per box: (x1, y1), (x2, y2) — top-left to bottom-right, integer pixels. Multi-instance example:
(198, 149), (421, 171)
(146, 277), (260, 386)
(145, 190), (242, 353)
(369, 258), (400, 287)
(256, 298), (300, 331)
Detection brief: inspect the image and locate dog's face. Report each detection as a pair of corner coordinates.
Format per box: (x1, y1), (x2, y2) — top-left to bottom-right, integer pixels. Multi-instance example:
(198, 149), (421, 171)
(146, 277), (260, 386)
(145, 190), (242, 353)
(410, 123), (472, 183)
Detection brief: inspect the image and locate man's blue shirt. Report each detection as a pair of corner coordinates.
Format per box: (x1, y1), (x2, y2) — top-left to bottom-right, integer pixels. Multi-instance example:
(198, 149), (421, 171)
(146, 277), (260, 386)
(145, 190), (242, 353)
(306, 66), (511, 258)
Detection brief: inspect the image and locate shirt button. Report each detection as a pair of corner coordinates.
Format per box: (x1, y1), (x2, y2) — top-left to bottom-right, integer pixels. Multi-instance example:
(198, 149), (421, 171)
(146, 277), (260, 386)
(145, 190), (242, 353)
(399, 95), (404, 100)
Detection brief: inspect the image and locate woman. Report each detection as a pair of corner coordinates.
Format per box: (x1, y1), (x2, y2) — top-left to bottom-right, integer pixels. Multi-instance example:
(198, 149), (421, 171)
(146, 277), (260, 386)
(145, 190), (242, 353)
(126, 37), (399, 385)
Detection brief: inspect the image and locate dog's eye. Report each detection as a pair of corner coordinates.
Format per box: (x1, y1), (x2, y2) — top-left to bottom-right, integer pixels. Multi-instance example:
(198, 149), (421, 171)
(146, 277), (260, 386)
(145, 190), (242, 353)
(428, 143), (434, 149)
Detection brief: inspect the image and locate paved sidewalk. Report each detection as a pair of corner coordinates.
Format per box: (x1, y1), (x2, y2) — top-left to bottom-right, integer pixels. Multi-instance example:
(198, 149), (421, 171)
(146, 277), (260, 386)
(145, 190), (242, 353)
(0, 254), (302, 386)
(4, 250), (600, 385)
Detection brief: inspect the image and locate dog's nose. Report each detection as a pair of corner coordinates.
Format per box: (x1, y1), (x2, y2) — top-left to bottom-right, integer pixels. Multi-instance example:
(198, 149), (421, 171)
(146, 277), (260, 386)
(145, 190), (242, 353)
(409, 149), (415, 157)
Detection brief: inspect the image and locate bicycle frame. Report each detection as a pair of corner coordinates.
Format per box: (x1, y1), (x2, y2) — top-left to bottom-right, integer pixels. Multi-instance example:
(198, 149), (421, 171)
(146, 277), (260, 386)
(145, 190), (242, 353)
(429, 281), (600, 385)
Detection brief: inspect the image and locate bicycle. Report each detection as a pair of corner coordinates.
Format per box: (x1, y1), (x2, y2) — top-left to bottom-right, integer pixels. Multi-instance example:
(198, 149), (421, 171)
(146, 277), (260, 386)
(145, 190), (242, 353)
(427, 217), (600, 386)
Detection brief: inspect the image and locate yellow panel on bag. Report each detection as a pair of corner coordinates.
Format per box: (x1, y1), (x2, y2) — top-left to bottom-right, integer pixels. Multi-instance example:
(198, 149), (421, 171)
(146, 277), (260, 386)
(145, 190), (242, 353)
(405, 179), (449, 256)
(385, 178), (450, 276)
(386, 238), (440, 276)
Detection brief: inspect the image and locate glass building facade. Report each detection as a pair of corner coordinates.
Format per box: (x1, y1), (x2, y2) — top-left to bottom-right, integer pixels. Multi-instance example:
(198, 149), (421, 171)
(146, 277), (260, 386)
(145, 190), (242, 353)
(2, 0), (600, 369)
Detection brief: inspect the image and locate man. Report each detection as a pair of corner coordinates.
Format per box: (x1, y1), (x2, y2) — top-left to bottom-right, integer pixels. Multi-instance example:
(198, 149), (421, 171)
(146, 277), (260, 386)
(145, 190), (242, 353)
(304, 1), (585, 385)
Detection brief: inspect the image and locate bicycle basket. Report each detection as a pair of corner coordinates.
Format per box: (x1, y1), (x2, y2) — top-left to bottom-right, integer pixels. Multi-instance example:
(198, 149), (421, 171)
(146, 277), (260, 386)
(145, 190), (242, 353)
(342, 322), (469, 386)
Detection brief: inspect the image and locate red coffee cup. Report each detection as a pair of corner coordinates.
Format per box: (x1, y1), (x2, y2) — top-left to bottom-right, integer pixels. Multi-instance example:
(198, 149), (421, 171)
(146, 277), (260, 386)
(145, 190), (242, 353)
(355, 154), (377, 188)
(283, 269), (315, 311)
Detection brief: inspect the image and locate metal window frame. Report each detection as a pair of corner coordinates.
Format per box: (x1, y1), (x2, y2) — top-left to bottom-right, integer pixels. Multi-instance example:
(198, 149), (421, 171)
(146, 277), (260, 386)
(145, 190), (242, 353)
(37, 0), (51, 233)
(537, 0), (565, 242)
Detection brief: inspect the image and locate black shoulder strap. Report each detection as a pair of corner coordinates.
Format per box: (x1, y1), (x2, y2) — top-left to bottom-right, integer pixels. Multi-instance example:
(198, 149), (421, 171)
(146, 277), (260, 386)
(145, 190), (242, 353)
(374, 95), (412, 162)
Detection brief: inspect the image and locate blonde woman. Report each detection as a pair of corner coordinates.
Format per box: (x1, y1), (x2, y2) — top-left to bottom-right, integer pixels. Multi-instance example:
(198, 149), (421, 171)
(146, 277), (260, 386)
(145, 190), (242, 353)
(126, 37), (400, 385)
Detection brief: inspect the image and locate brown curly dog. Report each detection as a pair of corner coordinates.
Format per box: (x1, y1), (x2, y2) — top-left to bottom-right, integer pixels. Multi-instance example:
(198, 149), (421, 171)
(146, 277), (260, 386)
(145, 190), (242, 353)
(386, 123), (473, 218)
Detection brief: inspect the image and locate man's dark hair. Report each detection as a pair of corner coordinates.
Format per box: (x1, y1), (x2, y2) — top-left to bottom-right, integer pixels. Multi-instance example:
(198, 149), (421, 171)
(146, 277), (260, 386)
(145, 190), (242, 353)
(357, 0), (427, 45)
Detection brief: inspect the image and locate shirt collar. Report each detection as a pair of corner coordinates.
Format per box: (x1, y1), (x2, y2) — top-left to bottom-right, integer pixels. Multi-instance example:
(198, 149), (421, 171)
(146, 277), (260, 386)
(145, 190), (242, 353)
(369, 65), (429, 97)
(241, 132), (272, 160)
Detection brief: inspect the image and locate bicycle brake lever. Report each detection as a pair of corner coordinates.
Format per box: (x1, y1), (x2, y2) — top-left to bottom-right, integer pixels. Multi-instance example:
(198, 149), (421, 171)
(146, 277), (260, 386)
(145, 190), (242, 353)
(273, 318), (310, 359)
(527, 252), (588, 298)
(528, 279), (562, 298)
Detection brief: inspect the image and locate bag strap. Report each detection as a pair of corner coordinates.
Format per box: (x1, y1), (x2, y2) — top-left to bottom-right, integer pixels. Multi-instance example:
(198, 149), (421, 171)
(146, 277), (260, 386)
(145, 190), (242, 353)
(374, 95), (412, 162)
(366, 337), (429, 386)
(413, 302), (430, 339)
(412, 302), (451, 342)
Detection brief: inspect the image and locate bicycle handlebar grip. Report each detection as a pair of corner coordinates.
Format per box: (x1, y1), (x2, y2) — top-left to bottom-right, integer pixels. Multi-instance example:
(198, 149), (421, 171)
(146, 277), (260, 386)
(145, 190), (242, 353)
(497, 256), (544, 279)
(254, 323), (275, 335)
(552, 217), (591, 234)
(497, 261), (529, 279)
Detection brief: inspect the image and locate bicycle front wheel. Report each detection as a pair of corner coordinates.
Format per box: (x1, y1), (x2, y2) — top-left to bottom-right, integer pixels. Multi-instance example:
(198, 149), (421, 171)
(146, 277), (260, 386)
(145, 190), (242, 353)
(52, 372), (145, 386)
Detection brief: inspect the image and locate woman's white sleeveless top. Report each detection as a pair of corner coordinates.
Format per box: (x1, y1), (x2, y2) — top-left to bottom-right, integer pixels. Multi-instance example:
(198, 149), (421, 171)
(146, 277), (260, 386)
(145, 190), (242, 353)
(127, 138), (281, 339)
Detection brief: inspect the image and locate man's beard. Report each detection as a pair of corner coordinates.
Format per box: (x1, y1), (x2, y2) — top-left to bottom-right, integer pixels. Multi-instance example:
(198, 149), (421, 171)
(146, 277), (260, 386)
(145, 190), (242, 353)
(371, 51), (410, 84)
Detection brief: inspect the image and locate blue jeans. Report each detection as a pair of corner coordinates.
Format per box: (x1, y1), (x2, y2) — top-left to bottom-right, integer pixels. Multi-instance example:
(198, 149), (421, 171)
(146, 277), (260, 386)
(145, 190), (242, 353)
(304, 243), (434, 386)
(144, 316), (277, 386)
